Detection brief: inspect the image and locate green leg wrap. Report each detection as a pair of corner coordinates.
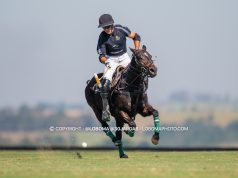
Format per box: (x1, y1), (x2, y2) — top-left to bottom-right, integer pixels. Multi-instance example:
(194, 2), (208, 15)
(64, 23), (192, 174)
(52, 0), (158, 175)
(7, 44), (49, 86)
(105, 130), (116, 141)
(128, 130), (135, 137)
(118, 143), (125, 157)
(154, 116), (160, 134)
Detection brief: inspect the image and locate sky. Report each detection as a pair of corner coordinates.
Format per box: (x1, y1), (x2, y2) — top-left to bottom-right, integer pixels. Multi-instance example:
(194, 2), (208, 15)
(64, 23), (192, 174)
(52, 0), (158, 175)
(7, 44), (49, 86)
(0, 0), (238, 108)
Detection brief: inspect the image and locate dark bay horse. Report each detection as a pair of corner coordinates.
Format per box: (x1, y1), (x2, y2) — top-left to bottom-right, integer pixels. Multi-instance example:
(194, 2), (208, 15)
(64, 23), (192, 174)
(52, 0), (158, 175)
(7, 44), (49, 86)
(85, 45), (160, 158)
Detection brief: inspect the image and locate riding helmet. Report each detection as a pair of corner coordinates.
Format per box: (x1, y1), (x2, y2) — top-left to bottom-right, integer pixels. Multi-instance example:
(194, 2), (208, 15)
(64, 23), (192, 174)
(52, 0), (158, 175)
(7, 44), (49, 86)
(98, 14), (114, 28)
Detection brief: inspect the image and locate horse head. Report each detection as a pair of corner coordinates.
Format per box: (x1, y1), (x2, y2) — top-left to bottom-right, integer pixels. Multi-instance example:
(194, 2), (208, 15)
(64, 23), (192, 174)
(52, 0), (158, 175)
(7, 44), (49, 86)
(130, 45), (157, 78)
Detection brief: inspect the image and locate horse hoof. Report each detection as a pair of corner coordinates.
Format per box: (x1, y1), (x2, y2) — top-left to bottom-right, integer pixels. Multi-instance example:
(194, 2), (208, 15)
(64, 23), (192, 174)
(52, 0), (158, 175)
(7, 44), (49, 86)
(114, 140), (122, 147)
(151, 133), (160, 145)
(120, 154), (128, 158)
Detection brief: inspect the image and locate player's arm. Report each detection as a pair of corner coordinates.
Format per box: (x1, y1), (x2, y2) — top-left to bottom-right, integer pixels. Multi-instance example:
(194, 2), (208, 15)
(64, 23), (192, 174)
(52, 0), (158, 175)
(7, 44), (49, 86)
(128, 32), (141, 50)
(97, 40), (107, 64)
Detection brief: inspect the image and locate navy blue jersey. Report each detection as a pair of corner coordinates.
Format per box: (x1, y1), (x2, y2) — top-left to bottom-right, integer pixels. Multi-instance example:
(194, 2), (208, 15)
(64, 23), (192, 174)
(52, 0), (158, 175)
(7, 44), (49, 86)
(97, 24), (131, 57)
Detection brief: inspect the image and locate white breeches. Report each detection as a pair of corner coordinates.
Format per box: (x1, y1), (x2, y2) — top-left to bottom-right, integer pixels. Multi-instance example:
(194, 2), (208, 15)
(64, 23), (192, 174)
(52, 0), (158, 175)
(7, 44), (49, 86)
(103, 53), (131, 81)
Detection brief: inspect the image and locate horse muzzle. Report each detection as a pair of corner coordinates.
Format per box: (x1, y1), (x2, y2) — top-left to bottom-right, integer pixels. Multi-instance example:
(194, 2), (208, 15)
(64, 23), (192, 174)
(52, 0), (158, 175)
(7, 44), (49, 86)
(148, 65), (157, 78)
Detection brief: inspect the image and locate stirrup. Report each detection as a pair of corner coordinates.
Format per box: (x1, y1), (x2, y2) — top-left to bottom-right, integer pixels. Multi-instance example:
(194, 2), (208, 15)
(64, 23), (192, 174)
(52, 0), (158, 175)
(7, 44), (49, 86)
(102, 109), (111, 122)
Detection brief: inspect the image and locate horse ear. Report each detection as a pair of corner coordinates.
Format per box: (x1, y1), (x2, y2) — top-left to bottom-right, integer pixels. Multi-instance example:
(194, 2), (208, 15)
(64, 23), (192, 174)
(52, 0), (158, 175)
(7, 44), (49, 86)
(130, 47), (136, 54)
(142, 45), (147, 51)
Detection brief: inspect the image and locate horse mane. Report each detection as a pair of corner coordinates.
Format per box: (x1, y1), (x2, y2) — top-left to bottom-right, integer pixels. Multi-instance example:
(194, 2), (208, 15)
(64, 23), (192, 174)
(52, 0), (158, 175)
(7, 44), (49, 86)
(112, 53), (148, 94)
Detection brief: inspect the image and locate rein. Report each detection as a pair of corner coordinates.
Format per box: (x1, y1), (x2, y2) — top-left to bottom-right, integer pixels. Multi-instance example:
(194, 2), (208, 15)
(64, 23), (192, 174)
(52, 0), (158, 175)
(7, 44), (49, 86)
(115, 55), (149, 94)
(110, 52), (152, 116)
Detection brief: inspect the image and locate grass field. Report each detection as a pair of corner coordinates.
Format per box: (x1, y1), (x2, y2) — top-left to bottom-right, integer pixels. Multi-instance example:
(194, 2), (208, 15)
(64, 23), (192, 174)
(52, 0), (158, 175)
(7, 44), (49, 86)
(0, 150), (237, 178)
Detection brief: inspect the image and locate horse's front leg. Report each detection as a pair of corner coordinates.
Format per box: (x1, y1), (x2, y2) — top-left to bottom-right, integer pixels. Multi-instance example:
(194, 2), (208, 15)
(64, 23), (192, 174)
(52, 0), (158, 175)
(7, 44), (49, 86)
(114, 94), (136, 137)
(138, 103), (160, 145)
(119, 110), (137, 137)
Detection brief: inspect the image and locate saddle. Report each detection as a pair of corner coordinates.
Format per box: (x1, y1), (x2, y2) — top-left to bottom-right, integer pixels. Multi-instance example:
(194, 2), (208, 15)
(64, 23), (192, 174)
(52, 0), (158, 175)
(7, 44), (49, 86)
(90, 65), (125, 93)
(110, 65), (125, 88)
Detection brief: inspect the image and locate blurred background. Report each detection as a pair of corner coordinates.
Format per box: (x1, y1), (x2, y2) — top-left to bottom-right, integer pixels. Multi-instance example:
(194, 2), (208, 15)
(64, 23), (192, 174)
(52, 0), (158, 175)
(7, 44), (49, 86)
(0, 0), (238, 148)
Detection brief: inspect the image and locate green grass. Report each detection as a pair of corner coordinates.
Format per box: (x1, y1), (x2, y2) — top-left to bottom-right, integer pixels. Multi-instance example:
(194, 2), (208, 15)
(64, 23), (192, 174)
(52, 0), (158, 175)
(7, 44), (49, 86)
(0, 151), (237, 178)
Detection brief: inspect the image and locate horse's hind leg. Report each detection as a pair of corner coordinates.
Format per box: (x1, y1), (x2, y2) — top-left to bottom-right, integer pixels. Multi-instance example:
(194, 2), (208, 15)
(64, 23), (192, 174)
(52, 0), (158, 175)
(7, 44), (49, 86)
(139, 105), (160, 145)
(93, 107), (128, 158)
(115, 119), (128, 158)
(91, 107), (116, 143)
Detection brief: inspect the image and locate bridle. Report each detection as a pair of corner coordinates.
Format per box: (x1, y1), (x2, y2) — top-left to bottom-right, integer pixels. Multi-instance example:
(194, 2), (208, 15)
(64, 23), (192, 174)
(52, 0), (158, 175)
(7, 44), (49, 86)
(115, 50), (154, 93)
(132, 50), (155, 78)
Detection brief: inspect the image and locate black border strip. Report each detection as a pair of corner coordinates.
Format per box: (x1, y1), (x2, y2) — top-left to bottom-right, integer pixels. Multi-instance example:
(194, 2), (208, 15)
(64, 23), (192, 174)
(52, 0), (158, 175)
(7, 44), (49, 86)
(0, 146), (238, 151)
